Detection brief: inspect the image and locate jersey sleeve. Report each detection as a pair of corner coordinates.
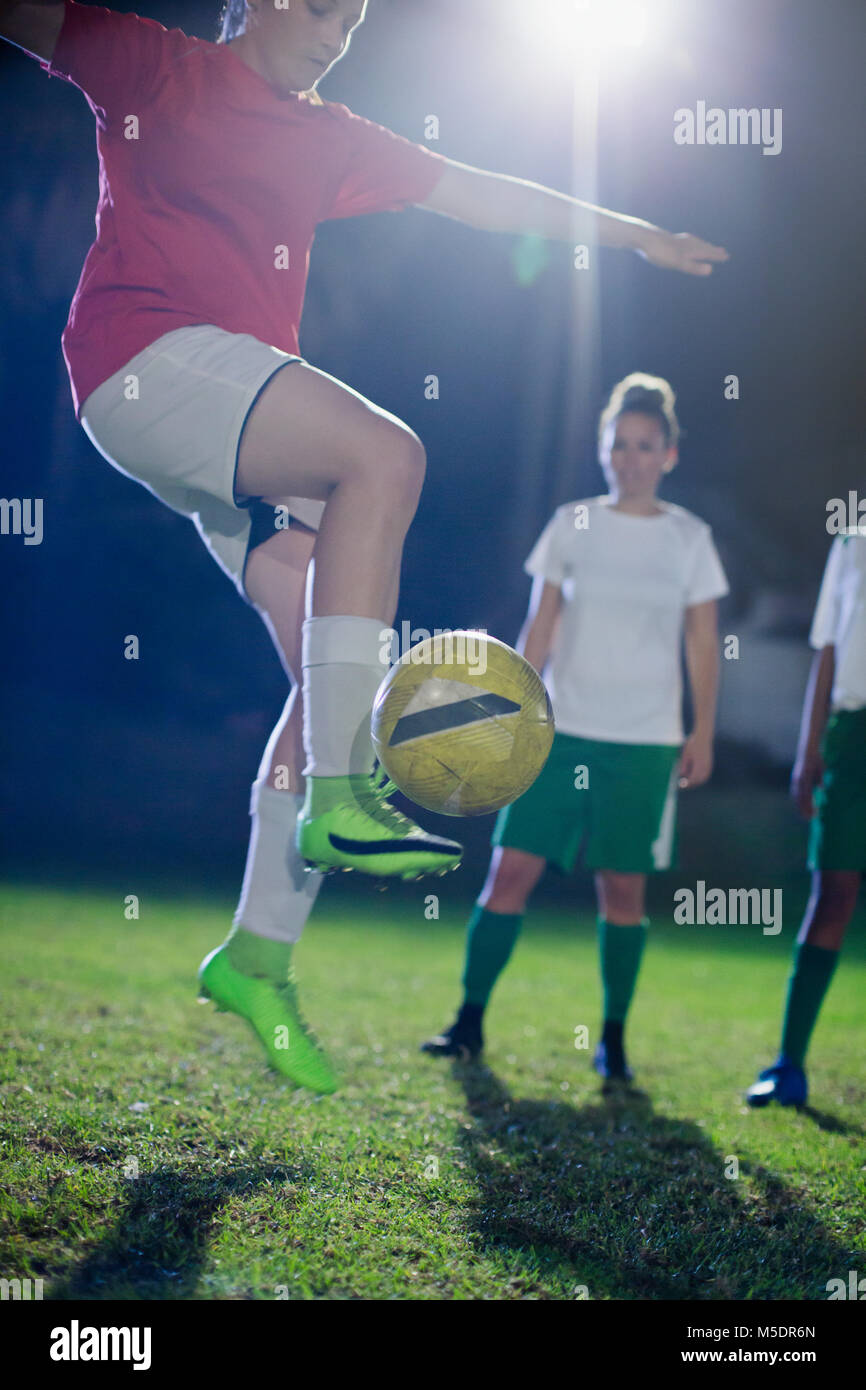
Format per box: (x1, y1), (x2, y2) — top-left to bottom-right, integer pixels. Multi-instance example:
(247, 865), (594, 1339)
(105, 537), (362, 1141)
(319, 102), (447, 221)
(809, 536), (845, 649)
(524, 509), (568, 586)
(38, 0), (173, 115)
(685, 526), (729, 605)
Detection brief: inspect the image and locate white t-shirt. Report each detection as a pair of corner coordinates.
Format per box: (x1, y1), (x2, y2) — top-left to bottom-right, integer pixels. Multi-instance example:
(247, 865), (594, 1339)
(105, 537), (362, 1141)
(809, 529), (866, 711)
(525, 495), (729, 744)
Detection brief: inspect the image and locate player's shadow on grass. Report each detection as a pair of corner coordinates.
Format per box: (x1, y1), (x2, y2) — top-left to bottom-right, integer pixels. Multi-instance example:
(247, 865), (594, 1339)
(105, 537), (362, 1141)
(450, 1064), (855, 1300)
(801, 1105), (863, 1136)
(49, 1162), (303, 1300)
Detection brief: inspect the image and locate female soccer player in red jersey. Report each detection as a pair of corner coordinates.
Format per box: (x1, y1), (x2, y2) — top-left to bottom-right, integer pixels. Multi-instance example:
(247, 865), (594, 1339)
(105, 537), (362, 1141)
(1, 0), (729, 1092)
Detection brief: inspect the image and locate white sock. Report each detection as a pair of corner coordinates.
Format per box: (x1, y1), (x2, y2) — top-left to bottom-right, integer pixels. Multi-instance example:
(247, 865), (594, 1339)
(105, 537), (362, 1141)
(233, 783), (321, 943)
(301, 614), (389, 777)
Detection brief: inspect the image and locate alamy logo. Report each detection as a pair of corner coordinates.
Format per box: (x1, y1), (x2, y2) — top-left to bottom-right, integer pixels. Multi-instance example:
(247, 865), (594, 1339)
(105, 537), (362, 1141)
(379, 623), (488, 675)
(0, 497), (43, 545)
(674, 102), (782, 156)
(673, 880), (782, 935)
(826, 1271), (866, 1299)
(826, 491), (866, 534)
(0, 1276), (44, 1300)
(49, 1321), (152, 1371)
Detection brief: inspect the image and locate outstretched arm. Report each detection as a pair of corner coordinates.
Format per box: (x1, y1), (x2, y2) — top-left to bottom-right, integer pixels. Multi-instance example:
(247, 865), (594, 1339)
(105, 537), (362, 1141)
(419, 158), (729, 277)
(0, 0), (65, 61)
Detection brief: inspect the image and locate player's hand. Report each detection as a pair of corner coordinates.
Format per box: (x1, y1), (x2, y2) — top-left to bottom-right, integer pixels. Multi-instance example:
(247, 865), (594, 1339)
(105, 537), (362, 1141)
(678, 734), (713, 789)
(790, 756), (823, 820)
(636, 226), (730, 277)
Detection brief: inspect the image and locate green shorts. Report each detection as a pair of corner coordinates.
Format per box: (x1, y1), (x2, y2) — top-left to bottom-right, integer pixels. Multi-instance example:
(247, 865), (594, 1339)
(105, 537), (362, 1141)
(808, 708), (866, 872)
(492, 731), (681, 875)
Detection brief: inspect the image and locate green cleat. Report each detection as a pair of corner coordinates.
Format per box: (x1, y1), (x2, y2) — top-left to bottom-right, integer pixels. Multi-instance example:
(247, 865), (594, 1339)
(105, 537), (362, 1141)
(197, 943), (338, 1095)
(296, 771), (463, 879)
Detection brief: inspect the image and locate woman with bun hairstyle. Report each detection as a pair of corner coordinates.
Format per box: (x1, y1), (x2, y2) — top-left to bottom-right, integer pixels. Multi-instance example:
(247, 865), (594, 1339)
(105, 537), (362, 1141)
(423, 375), (729, 1084)
(1, 0), (727, 1095)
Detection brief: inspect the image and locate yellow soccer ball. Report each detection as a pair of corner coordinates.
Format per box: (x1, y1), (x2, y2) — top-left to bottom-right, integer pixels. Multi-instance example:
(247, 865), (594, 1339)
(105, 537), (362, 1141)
(371, 631), (554, 816)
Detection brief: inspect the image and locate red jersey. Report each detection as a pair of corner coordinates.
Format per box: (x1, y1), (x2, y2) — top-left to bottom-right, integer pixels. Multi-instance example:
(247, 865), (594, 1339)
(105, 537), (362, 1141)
(39, 1), (447, 417)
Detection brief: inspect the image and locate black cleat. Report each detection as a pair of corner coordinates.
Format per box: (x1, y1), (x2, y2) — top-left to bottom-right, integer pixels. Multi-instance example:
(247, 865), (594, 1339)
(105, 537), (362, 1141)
(421, 1002), (484, 1060)
(593, 1040), (633, 1082)
(594, 1020), (634, 1083)
(746, 1057), (807, 1108)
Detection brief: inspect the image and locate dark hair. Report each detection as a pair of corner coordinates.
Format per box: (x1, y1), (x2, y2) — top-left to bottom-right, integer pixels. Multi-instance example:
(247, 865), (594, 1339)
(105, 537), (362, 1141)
(218, 0), (248, 43)
(598, 371), (680, 449)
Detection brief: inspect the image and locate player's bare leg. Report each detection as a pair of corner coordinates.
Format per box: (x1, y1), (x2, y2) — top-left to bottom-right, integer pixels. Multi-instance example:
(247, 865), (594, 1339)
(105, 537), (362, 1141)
(198, 522), (344, 1092)
(235, 361), (423, 621)
(421, 847), (547, 1059)
(480, 846), (547, 913)
(235, 361), (461, 879)
(595, 869), (646, 925)
(797, 869), (860, 950)
(246, 519), (318, 793)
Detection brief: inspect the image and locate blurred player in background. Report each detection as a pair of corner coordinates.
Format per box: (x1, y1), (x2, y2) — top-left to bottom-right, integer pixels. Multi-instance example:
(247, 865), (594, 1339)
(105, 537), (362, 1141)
(423, 375), (729, 1085)
(748, 523), (866, 1107)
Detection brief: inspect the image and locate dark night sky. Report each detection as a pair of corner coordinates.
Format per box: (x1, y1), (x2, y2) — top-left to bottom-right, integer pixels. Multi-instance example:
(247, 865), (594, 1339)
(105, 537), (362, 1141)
(1, 0), (865, 879)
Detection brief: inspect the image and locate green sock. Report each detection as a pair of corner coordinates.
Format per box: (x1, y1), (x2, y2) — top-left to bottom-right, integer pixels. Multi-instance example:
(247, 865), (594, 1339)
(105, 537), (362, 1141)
(462, 905), (523, 1007)
(303, 773), (370, 817)
(597, 917), (648, 1022)
(226, 925), (293, 982)
(780, 942), (839, 1067)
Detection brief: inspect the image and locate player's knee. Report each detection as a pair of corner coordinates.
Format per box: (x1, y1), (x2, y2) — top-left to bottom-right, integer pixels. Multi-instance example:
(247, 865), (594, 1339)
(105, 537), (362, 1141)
(813, 871), (860, 917)
(600, 872), (643, 919)
(358, 422), (426, 515)
(485, 858), (536, 909)
(803, 921), (846, 951)
(381, 427), (426, 511)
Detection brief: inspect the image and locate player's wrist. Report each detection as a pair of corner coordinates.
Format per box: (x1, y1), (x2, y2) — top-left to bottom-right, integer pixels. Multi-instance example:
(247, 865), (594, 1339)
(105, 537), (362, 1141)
(622, 218), (662, 254)
(688, 726), (713, 745)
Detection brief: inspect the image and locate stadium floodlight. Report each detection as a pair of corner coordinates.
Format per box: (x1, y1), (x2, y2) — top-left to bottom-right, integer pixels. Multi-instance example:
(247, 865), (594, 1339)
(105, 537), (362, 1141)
(574, 0), (649, 52)
(525, 0), (651, 60)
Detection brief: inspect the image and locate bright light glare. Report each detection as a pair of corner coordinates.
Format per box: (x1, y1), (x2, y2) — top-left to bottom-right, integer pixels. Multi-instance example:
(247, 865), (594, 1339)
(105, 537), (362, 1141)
(540, 0), (650, 56)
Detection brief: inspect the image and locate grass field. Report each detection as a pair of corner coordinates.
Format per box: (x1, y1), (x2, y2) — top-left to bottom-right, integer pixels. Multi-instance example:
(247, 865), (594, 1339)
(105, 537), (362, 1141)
(1, 876), (864, 1302)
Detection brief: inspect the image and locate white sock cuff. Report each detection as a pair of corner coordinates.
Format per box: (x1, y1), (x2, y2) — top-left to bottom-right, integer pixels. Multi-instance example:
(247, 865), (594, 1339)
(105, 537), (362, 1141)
(235, 781), (321, 943)
(302, 615), (388, 669)
(249, 780), (304, 819)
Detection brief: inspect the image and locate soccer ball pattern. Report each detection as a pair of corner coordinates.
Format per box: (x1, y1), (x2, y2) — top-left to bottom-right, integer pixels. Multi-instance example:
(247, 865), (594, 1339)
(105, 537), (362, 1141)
(371, 632), (555, 815)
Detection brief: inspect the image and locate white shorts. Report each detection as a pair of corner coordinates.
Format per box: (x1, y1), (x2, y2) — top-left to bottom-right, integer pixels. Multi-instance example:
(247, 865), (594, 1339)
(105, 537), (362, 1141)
(80, 324), (326, 600)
